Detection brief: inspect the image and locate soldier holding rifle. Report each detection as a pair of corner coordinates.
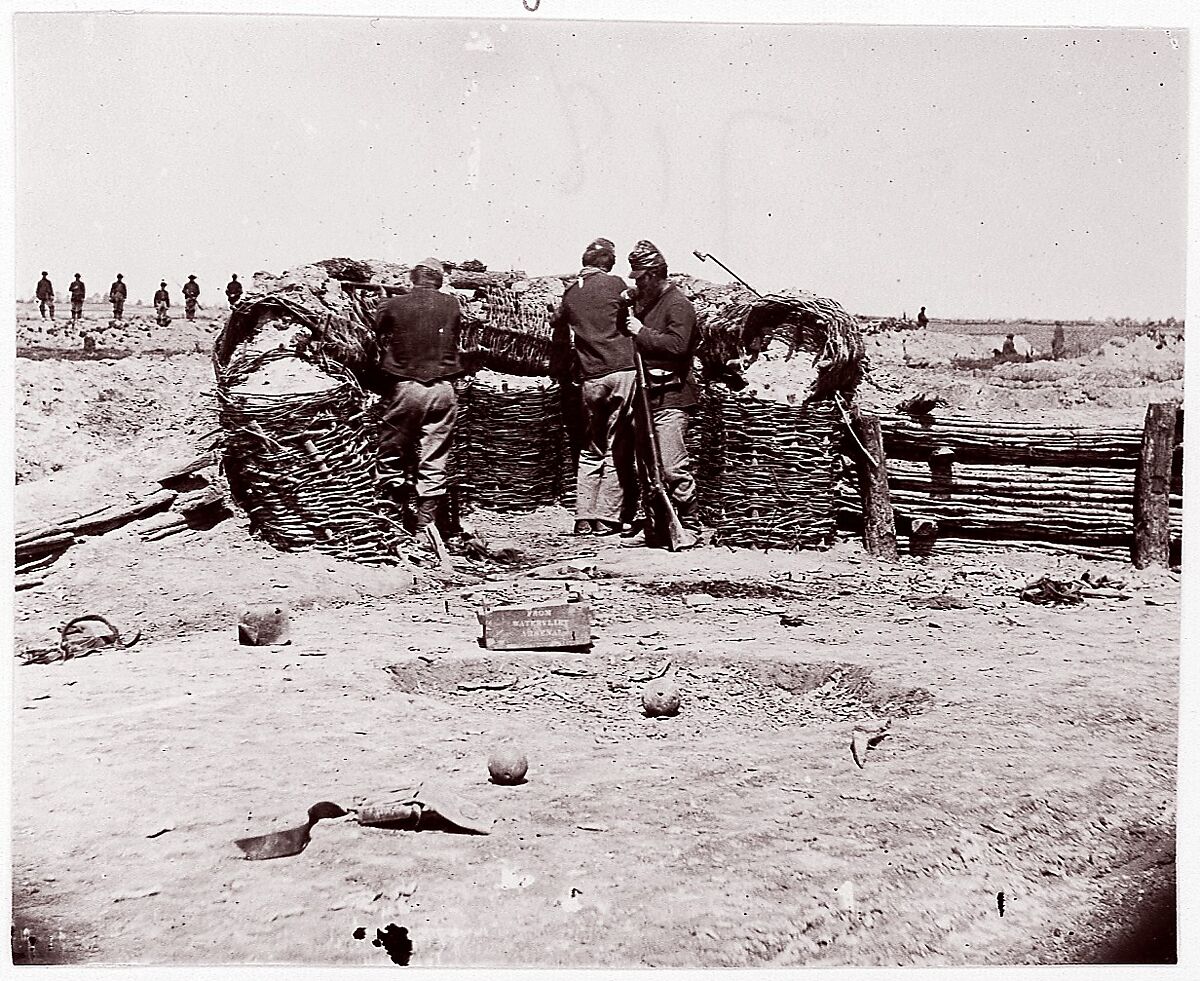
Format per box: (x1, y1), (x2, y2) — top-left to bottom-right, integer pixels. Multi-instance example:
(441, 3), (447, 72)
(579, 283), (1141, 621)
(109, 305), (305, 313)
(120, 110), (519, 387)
(622, 239), (702, 547)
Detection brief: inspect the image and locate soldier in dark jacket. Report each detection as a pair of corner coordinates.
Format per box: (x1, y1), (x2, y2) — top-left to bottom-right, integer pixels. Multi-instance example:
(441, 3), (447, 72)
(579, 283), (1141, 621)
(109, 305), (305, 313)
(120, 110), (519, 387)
(109, 274), (127, 319)
(68, 273), (87, 322)
(550, 237), (638, 537)
(154, 281), (171, 326)
(374, 256), (463, 532)
(182, 275), (200, 321)
(226, 274), (243, 307)
(624, 240), (702, 541)
(36, 272), (55, 320)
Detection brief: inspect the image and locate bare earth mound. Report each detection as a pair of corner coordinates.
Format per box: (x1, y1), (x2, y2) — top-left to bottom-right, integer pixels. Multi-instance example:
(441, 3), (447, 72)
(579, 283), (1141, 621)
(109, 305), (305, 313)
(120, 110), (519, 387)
(9, 307), (1180, 967)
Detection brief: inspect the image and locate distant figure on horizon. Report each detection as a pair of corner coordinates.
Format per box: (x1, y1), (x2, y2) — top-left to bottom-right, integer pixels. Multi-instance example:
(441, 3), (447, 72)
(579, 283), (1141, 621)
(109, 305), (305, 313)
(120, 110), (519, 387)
(69, 273), (87, 323)
(109, 274), (127, 320)
(36, 272), (55, 320)
(997, 333), (1033, 362)
(226, 274), (243, 307)
(154, 281), (171, 326)
(183, 275), (200, 321)
(1051, 322), (1066, 360)
(917, 306), (929, 328)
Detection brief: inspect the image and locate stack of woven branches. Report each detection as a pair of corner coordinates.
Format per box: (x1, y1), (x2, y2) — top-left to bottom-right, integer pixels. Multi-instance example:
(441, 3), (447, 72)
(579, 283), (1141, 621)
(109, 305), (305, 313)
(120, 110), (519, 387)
(674, 285), (865, 548)
(457, 284), (563, 376)
(450, 373), (569, 512)
(694, 391), (842, 549)
(216, 346), (400, 564)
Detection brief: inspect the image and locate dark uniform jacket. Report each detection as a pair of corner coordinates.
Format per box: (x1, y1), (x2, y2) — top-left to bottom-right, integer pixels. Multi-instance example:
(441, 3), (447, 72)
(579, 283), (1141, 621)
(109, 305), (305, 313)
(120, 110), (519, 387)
(36, 278), (54, 300)
(550, 268), (635, 380)
(69, 280), (86, 299)
(632, 283), (700, 410)
(109, 281), (127, 300)
(154, 289), (170, 305)
(226, 280), (243, 299)
(375, 286), (463, 383)
(183, 281), (200, 299)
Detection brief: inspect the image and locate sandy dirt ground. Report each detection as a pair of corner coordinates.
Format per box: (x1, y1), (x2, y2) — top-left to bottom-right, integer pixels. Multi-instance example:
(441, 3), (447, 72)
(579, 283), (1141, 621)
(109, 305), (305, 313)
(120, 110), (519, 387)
(8, 304), (1182, 967)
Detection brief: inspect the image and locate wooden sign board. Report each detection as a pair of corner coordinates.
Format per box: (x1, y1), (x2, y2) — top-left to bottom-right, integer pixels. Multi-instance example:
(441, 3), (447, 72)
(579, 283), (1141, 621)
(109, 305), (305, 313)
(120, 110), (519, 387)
(478, 601), (592, 651)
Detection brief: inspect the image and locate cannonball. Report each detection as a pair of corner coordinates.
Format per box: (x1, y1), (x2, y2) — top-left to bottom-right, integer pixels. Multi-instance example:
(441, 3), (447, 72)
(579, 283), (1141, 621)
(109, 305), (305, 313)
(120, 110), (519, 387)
(238, 604), (290, 646)
(487, 747), (528, 785)
(642, 678), (681, 717)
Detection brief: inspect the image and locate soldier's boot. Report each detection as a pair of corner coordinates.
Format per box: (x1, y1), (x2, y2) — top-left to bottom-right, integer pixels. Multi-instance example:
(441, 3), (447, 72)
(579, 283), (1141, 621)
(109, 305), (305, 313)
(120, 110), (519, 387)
(677, 500), (701, 533)
(677, 501), (706, 546)
(414, 496), (441, 533)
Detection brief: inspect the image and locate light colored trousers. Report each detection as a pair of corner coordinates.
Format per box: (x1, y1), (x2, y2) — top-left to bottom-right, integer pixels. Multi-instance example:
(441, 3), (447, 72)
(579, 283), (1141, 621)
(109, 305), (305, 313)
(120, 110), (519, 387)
(576, 369), (636, 523)
(652, 407), (697, 512)
(377, 379), (458, 498)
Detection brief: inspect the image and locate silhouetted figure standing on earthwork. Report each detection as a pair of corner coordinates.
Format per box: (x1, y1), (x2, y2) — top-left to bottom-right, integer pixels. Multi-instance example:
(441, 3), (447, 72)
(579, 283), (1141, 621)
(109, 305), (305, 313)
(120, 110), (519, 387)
(183, 275), (200, 321)
(1051, 322), (1066, 360)
(36, 272), (55, 320)
(109, 274), (127, 320)
(68, 273), (87, 323)
(154, 281), (171, 326)
(1001, 334), (1017, 357)
(226, 274), (243, 307)
(551, 236), (639, 538)
(917, 306), (929, 328)
(374, 256), (463, 534)
(624, 239), (702, 543)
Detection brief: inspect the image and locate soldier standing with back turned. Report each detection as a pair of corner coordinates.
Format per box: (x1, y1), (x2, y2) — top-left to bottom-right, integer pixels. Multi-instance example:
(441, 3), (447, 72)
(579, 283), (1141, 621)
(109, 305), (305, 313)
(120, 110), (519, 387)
(226, 274), (243, 307)
(550, 236), (638, 537)
(374, 256), (464, 534)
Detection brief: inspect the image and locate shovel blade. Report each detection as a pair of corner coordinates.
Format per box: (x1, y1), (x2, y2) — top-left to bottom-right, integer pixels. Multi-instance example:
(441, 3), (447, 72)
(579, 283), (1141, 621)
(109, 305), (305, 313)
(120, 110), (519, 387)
(234, 825), (313, 860)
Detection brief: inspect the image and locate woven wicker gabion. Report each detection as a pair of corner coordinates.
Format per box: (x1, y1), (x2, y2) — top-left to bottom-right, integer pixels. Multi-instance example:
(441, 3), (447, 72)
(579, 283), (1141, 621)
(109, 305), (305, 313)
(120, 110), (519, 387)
(450, 375), (570, 512)
(216, 348), (400, 564)
(336, 278), (568, 379)
(694, 387), (842, 549)
(461, 284), (564, 377)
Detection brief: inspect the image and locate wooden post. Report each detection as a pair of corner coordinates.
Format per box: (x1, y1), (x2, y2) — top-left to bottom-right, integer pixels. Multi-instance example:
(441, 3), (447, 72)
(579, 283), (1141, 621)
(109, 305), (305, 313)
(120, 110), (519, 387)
(1132, 402), (1175, 568)
(1171, 406), (1184, 496)
(852, 410), (898, 561)
(929, 446), (955, 500)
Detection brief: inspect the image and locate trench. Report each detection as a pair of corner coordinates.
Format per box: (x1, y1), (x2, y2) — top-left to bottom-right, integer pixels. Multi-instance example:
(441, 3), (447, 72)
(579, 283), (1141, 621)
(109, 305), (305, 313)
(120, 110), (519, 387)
(386, 653), (933, 735)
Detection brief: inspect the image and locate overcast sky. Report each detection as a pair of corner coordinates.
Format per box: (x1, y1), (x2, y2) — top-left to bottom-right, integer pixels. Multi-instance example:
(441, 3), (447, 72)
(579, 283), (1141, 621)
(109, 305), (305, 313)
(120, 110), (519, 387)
(11, 10), (1189, 319)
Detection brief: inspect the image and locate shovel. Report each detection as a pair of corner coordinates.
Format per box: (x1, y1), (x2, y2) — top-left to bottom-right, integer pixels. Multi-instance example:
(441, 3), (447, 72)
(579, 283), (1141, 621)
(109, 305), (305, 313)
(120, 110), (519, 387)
(233, 786), (494, 860)
(234, 801), (348, 860)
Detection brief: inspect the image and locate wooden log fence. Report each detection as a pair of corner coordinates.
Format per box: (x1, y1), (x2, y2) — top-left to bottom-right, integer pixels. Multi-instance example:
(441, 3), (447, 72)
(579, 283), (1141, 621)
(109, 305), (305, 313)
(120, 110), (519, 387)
(841, 403), (1183, 564)
(14, 458), (231, 582)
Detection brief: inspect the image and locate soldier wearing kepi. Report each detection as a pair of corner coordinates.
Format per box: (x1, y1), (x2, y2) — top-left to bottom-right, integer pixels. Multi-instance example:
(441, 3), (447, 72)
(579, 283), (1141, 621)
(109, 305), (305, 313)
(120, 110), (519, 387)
(183, 275), (200, 321)
(624, 240), (702, 542)
(226, 274), (243, 307)
(36, 272), (55, 320)
(374, 256), (463, 534)
(109, 274), (127, 320)
(153, 281), (171, 326)
(68, 273), (87, 322)
(551, 236), (638, 537)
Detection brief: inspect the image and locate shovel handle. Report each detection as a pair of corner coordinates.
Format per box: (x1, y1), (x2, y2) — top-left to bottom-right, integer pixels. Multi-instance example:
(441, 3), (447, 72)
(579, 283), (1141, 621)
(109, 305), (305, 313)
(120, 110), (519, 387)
(355, 800), (422, 826)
